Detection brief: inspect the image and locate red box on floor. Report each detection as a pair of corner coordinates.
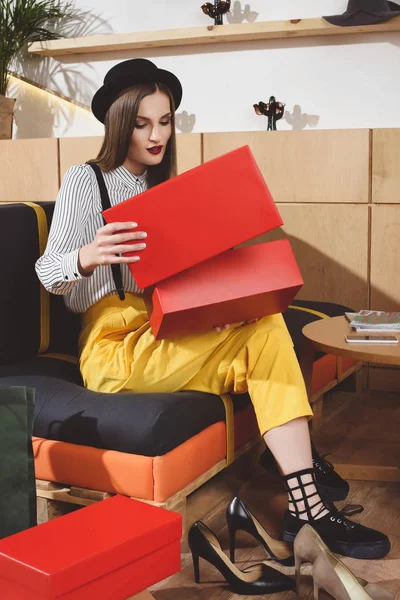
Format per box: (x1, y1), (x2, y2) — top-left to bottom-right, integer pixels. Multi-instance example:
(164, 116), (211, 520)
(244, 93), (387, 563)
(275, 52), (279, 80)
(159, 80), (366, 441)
(103, 145), (283, 288)
(0, 495), (182, 599)
(144, 239), (303, 339)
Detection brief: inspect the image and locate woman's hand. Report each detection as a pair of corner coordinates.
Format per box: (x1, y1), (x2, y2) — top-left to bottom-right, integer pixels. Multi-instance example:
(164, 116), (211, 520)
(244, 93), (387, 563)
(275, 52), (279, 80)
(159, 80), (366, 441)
(78, 222), (147, 275)
(213, 319), (259, 333)
(214, 324), (230, 333)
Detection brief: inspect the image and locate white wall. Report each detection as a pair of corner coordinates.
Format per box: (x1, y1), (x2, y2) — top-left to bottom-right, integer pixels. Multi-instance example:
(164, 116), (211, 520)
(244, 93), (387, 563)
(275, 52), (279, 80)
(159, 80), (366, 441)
(10, 0), (400, 138)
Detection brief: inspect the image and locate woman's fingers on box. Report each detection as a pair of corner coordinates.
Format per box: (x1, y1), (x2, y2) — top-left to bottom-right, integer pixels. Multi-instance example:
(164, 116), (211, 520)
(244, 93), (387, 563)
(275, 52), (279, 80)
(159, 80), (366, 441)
(109, 243), (146, 254)
(214, 324), (231, 333)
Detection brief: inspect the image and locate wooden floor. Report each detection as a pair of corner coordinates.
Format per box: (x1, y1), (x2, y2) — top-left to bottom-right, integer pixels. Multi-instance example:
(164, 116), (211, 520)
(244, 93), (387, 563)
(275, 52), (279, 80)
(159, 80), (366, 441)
(150, 387), (400, 599)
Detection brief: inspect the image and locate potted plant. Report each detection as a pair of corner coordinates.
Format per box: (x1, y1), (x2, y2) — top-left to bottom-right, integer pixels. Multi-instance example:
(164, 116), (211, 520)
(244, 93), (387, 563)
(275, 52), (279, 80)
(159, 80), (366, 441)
(0, 0), (71, 139)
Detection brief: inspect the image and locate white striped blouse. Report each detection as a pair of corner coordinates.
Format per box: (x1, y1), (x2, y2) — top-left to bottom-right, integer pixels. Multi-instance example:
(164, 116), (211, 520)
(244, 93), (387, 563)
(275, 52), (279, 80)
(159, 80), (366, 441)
(35, 163), (148, 313)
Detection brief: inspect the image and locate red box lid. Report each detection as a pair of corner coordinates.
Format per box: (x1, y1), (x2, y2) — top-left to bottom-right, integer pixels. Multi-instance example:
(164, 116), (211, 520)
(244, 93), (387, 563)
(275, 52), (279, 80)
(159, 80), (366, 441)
(103, 145), (283, 288)
(0, 495), (181, 597)
(145, 239), (303, 339)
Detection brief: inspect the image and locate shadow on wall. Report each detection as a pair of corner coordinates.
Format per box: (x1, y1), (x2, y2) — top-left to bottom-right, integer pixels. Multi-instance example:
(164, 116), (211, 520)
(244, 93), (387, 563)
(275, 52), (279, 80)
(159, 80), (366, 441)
(240, 228), (397, 312)
(176, 111), (196, 133)
(284, 105), (320, 130)
(9, 74), (58, 139)
(10, 58), (94, 139)
(12, 7), (112, 138)
(226, 1), (259, 24)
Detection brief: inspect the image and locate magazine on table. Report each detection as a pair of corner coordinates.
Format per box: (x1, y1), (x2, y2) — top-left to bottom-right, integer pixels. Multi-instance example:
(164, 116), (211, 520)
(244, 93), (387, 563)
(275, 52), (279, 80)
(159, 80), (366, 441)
(345, 310), (400, 332)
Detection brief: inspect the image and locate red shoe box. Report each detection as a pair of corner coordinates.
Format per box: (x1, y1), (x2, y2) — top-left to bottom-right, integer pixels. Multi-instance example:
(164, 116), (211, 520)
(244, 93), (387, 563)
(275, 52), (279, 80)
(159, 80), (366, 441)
(0, 495), (182, 599)
(144, 239), (303, 339)
(103, 145), (283, 288)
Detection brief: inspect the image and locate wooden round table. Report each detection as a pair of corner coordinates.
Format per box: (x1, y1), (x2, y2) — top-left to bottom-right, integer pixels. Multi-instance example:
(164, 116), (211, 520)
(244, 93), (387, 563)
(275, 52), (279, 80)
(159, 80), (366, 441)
(300, 315), (400, 483)
(303, 315), (400, 366)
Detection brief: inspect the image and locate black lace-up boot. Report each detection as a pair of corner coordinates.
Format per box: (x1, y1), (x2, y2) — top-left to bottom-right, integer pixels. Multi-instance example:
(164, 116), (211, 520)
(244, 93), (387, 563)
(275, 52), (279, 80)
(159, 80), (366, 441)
(281, 467), (390, 560)
(310, 443), (350, 502)
(259, 442), (350, 502)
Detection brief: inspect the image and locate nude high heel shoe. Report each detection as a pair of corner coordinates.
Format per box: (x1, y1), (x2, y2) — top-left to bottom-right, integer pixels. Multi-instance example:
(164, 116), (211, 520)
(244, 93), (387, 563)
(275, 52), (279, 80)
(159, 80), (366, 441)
(294, 524), (365, 594)
(294, 525), (393, 600)
(312, 551), (392, 600)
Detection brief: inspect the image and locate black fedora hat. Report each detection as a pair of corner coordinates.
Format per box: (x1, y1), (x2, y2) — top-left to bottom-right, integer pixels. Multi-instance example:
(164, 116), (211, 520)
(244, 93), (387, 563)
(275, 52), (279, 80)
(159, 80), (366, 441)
(91, 58), (183, 124)
(323, 0), (400, 26)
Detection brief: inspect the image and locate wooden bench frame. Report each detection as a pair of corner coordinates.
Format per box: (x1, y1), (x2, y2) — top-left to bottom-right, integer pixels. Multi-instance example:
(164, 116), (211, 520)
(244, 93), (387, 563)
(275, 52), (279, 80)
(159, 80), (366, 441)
(310, 358), (364, 431)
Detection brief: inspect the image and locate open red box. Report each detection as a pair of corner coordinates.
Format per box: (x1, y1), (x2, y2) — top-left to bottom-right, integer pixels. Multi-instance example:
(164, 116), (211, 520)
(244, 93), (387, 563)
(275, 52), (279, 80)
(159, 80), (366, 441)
(144, 239), (303, 339)
(0, 495), (181, 599)
(103, 145), (283, 288)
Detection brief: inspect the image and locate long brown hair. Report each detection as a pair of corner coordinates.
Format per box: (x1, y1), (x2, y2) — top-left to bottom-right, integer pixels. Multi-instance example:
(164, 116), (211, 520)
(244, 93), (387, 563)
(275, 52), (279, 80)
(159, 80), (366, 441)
(92, 82), (177, 188)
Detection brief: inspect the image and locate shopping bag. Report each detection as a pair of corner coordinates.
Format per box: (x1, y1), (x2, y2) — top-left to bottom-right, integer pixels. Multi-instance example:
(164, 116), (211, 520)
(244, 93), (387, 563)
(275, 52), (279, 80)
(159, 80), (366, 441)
(0, 386), (36, 538)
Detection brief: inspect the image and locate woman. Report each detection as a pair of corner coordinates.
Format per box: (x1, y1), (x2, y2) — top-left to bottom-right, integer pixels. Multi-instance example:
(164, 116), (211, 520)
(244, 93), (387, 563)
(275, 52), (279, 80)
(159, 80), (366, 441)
(35, 59), (389, 566)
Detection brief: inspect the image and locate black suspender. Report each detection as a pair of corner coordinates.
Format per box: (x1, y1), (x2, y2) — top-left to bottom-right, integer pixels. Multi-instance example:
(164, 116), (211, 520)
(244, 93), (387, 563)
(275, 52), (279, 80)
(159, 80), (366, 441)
(87, 162), (125, 301)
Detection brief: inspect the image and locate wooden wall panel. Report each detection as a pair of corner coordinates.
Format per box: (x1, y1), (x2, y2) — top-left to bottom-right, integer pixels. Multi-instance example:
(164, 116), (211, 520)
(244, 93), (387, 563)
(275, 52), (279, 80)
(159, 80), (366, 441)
(240, 203), (369, 310)
(2, 129), (398, 396)
(372, 128), (400, 204)
(0, 138), (59, 203)
(176, 133), (202, 174)
(59, 136), (103, 179)
(203, 130), (370, 204)
(370, 205), (400, 310)
(59, 133), (201, 182)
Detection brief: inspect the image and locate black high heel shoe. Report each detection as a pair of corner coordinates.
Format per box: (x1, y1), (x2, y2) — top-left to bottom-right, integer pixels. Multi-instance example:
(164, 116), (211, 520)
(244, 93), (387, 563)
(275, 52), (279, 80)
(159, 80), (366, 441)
(188, 521), (295, 596)
(226, 496), (295, 566)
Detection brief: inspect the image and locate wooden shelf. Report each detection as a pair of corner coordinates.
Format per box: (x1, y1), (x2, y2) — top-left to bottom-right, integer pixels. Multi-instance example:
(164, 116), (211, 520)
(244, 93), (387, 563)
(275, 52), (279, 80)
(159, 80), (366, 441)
(28, 16), (400, 57)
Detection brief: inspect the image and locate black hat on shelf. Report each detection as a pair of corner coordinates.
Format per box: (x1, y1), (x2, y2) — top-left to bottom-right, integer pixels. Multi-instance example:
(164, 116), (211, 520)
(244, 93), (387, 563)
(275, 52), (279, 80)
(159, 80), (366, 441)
(323, 0), (400, 26)
(91, 58), (183, 124)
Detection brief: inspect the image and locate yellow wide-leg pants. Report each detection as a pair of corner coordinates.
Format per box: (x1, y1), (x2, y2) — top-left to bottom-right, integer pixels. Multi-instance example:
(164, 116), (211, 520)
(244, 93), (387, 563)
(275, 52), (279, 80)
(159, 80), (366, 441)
(79, 293), (312, 435)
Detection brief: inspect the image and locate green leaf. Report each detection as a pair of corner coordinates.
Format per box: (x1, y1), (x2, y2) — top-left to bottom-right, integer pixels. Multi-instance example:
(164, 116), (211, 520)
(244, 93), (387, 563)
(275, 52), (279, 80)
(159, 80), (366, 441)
(0, 0), (73, 95)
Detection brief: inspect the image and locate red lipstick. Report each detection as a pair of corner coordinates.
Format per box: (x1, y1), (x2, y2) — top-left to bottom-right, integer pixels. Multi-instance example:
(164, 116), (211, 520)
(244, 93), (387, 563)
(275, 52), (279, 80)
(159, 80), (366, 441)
(147, 145), (163, 155)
